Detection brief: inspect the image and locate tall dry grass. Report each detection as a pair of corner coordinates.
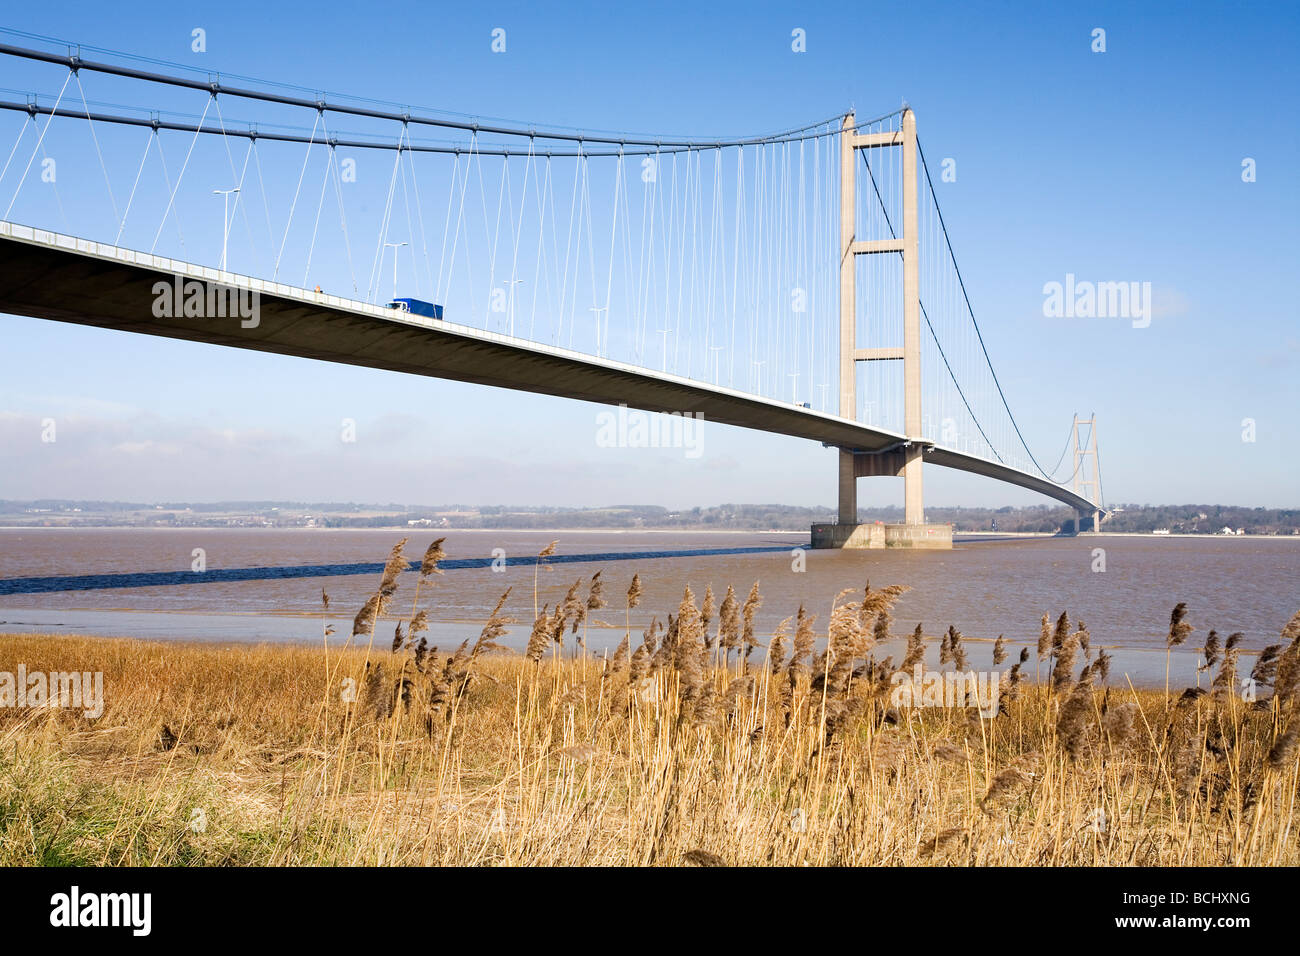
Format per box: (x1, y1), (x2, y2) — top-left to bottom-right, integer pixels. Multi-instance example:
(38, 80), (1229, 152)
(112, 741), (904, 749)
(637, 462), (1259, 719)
(1, 538), (1298, 866)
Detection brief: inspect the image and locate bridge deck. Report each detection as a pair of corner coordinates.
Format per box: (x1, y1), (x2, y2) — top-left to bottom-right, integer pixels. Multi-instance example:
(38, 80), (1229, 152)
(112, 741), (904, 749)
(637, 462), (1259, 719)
(0, 222), (1100, 515)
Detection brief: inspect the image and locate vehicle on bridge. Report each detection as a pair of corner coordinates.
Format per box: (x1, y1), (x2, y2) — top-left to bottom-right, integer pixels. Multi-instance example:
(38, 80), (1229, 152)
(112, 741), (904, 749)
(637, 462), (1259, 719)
(387, 298), (444, 320)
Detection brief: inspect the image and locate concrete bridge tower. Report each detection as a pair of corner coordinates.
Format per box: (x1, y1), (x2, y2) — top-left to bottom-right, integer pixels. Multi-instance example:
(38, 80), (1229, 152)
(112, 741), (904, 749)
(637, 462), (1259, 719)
(814, 108), (951, 549)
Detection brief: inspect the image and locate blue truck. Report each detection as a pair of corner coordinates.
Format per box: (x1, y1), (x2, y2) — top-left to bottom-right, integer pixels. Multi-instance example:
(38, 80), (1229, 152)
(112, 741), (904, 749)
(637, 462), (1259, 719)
(386, 298), (444, 320)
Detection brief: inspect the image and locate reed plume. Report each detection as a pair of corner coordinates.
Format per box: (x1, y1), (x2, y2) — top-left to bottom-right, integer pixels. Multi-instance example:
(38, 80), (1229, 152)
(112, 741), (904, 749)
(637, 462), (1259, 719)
(419, 537), (446, 578)
(470, 589), (513, 660)
(1049, 625), (1078, 693)
(992, 635), (1007, 666)
(900, 622), (925, 673)
(1200, 630), (1221, 674)
(768, 616), (791, 673)
(1250, 644), (1282, 688)
(718, 585), (740, 663)
(1269, 721), (1299, 771)
(1094, 648), (1112, 684)
(605, 634), (630, 678)
(1037, 613), (1052, 660)
(788, 604), (815, 676)
(701, 585), (716, 647)
(361, 660), (392, 719)
(352, 594), (383, 637)
(1273, 612), (1300, 703)
(674, 588), (705, 701)
(558, 579), (585, 639)
(586, 572), (606, 612)
(1057, 673), (1097, 759)
(1003, 656), (1026, 705)
(1102, 699), (1138, 748)
(741, 582), (762, 672)
(683, 849), (726, 867)
(826, 590), (866, 693)
(533, 540), (557, 617)
(947, 626), (970, 671)
(1165, 602), (1194, 696)
(378, 538), (409, 600)
(981, 767), (1031, 815)
(1051, 612), (1070, 655)
(628, 642), (650, 682)
(525, 605), (553, 663)
(1210, 632), (1243, 697)
(1168, 603), (1194, 648)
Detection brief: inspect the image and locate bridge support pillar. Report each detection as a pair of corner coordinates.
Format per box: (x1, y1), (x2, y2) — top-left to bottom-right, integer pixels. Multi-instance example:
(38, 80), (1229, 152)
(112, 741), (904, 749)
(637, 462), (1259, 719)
(818, 447), (951, 548)
(837, 449), (857, 524)
(1072, 508), (1100, 534)
(902, 447), (924, 525)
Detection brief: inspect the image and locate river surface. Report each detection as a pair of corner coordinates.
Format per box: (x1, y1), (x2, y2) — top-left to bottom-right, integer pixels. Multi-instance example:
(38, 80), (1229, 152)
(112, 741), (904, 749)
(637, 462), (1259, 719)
(0, 528), (1296, 687)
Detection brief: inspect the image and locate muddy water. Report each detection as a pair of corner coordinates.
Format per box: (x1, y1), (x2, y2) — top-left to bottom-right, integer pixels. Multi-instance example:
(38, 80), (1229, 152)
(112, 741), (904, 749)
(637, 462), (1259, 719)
(0, 528), (1296, 687)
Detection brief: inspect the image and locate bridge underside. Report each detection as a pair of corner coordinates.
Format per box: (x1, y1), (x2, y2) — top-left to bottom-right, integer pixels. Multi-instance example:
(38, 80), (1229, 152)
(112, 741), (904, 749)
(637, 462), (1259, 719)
(0, 225), (1102, 518)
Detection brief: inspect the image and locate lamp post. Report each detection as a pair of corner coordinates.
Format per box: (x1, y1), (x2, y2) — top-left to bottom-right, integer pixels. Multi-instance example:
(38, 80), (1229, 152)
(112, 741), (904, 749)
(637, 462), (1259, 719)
(212, 187), (240, 271)
(506, 278), (524, 336)
(589, 305), (608, 356)
(383, 241), (408, 300)
(656, 327), (672, 372)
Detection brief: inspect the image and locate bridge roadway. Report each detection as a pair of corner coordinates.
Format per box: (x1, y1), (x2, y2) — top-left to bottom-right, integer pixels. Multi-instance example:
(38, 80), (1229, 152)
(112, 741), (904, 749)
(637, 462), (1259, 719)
(0, 221), (1101, 515)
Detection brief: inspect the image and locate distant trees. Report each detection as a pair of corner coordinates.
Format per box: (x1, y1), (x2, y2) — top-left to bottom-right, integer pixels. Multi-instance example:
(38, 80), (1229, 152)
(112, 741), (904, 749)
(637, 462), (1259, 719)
(2, 500), (1297, 534)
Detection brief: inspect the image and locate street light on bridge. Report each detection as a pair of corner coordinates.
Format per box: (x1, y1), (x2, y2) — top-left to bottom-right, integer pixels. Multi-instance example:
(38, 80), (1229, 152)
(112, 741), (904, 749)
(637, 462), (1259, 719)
(212, 187), (240, 272)
(656, 327), (672, 372)
(589, 305), (608, 356)
(383, 241), (408, 301)
(506, 278), (524, 337)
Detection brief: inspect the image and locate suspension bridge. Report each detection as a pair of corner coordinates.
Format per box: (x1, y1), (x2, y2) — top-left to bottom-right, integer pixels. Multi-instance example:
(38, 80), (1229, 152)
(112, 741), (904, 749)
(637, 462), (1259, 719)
(0, 35), (1105, 547)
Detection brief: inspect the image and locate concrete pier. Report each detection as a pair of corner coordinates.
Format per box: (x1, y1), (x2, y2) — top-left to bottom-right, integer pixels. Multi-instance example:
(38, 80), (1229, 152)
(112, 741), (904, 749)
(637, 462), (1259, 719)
(811, 522), (953, 550)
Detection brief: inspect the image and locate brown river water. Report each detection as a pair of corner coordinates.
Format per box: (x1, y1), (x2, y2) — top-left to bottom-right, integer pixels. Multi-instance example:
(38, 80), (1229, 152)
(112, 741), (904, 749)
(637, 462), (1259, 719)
(0, 528), (1296, 687)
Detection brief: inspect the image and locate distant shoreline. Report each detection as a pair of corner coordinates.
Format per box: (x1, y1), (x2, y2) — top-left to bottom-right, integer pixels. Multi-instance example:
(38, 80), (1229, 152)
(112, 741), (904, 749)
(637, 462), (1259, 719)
(954, 530), (1300, 541)
(4, 525), (1298, 541)
(0, 525), (812, 535)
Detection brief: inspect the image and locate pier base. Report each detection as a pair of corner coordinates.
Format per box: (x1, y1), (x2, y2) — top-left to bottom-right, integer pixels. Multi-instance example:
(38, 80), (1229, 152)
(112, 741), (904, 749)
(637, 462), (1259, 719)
(811, 522), (952, 550)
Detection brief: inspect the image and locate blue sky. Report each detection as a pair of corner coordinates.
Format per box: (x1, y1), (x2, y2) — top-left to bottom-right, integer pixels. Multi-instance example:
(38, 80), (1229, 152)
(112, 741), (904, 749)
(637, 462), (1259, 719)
(0, 0), (1296, 509)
